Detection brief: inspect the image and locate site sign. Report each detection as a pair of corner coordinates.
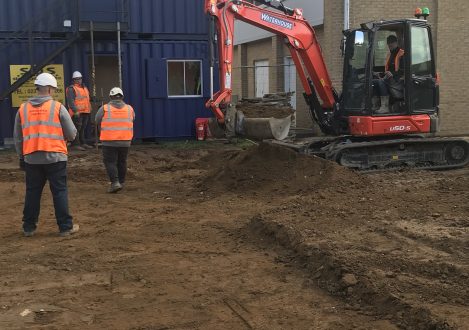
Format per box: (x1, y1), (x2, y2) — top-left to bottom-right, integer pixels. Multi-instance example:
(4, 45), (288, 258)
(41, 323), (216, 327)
(9, 65), (65, 107)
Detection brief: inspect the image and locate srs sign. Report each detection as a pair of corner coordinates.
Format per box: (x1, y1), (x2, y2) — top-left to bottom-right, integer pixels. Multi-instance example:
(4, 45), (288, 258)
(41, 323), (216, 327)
(9, 64), (65, 107)
(261, 13), (293, 30)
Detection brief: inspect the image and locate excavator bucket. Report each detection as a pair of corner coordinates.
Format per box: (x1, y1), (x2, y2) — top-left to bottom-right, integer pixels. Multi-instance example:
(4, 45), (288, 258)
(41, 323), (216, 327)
(207, 105), (292, 141)
(236, 111), (292, 140)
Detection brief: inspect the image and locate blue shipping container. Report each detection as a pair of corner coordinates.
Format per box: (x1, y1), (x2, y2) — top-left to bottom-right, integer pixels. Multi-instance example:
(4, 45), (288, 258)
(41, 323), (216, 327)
(0, 0), (217, 141)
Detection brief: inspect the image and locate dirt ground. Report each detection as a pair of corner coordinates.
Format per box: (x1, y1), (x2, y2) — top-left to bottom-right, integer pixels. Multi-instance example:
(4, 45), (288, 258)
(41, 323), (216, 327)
(0, 142), (467, 329)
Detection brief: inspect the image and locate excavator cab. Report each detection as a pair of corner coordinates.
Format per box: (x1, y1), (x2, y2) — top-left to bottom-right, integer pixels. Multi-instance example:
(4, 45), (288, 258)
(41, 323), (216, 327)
(342, 19), (439, 134)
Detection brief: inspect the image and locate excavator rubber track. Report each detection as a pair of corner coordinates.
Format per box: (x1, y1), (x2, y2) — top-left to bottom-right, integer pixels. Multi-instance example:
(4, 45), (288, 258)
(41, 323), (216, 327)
(271, 136), (469, 171)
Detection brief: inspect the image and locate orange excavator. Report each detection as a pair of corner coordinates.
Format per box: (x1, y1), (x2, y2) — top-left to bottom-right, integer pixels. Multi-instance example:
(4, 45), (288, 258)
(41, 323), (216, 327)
(204, 0), (469, 170)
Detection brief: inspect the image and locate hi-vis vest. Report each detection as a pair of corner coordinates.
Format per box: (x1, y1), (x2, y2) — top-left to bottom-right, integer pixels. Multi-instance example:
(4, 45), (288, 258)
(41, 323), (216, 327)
(385, 48), (405, 73)
(100, 104), (134, 141)
(68, 84), (91, 114)
(19, 100), (67, 155)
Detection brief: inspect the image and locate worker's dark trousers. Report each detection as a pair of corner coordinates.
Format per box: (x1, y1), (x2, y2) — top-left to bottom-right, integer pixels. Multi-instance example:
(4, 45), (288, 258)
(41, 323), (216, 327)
(102, 146), (129, 184)
(23, 162), (73, 233)
(373, 79), (389, 96)
(72, 113), (91, 146)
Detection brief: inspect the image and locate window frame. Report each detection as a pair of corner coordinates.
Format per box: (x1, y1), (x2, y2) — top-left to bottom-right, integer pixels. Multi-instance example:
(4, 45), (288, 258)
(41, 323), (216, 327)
(410, 26), (433, 76)
(166, 59), (203, 98)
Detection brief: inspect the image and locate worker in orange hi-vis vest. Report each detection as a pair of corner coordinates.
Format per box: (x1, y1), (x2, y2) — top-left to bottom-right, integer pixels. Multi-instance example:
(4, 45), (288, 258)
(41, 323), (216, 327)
(373, 34), (405, 114)
(95, 87), (135, 193)
(66, 71), (93, 151)
(13, 73), (80, 237)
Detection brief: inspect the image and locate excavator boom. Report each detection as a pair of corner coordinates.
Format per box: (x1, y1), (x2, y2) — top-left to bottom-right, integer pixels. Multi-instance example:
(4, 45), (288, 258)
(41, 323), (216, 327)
(205, 0), (336, 133)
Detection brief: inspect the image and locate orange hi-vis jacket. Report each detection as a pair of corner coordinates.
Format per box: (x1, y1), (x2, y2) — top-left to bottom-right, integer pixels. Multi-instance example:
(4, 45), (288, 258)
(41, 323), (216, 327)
(385, 48), (405, 72)
(19, 100), (67, 156)
(69, 84), (91, 114)
(100, 103), (135, 141)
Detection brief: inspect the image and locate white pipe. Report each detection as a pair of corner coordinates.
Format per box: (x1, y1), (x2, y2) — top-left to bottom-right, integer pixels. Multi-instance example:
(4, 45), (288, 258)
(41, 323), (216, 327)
(344, 0), (350, 30)
(210, 67), (214, 100)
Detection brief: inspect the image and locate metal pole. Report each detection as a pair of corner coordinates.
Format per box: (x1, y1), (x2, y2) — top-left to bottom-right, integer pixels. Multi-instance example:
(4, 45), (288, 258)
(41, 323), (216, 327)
(90, 21), (98, 149)
(117, 21), (122, 89)
(90, 21), (96, 98)
(28, 27), (34, 69)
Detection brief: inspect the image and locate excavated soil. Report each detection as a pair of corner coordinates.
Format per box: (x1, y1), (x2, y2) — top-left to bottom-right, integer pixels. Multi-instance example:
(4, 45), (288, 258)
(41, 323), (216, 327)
(236, 104), (294, 119)
(0, 142), (467, 329)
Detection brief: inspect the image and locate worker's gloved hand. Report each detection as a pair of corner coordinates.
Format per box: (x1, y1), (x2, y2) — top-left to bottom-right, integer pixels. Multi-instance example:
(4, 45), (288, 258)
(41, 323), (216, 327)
(19, 159), (26, 171)
(384, 71), (393, 79)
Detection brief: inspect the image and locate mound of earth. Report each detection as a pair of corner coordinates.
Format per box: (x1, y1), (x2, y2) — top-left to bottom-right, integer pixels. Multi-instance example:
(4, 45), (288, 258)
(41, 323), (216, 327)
(200, 142), (365, 195)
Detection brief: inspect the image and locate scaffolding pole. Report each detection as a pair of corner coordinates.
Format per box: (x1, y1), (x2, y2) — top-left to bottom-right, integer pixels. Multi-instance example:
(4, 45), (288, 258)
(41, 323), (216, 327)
(90, 21), (96, 99)
(117, 21), (122, 89)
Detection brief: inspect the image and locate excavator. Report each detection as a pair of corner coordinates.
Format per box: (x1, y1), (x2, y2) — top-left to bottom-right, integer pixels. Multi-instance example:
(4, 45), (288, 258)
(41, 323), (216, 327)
(204, 0), (469, 170)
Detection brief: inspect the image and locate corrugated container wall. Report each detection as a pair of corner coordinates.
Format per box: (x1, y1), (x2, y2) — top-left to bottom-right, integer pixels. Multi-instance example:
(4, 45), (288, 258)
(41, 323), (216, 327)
(0, 0), (216, 141)
(128, 0), (208, 34)
(79, 0), (208, 34)
(0, 0), (208, 34)
(0, 0), (75, 32)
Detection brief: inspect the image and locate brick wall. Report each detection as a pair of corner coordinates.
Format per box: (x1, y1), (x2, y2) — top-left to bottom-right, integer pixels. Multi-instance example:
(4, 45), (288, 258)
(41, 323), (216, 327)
(232, 45), (242, 100)
(436, 0), (468, 134)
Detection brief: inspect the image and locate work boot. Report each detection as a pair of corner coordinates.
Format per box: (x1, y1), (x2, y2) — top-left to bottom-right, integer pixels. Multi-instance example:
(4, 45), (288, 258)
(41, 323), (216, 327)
(375, 96), (389, 114)
(371, 96), (381, 111)
(23, 230), (35, 237)
(83, 144), (94, 149)
(59, 224), (80, 237)
(107, 181), (123, 193)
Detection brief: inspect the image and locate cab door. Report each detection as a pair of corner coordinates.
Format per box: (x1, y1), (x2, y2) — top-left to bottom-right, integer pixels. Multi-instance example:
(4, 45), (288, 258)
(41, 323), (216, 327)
(408, 24), (438, 114)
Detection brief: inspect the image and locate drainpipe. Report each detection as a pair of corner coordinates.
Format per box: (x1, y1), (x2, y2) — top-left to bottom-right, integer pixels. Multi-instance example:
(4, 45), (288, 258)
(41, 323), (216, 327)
(344, 0), (350, 31)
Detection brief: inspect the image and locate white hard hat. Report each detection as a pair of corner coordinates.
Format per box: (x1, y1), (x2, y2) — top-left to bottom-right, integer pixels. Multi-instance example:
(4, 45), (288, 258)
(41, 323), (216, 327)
(72, 71), (82, 79)
(109, 87), (124, 97)
(34, 73), (58, 88)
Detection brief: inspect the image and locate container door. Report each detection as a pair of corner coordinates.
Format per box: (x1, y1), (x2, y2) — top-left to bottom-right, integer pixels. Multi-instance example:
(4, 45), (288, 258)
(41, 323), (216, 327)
(90, 55), (120, 102)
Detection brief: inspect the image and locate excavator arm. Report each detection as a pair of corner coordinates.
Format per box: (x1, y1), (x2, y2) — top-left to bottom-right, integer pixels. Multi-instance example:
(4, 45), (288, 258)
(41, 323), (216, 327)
(205, 0), (338, 133)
